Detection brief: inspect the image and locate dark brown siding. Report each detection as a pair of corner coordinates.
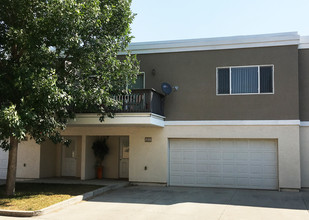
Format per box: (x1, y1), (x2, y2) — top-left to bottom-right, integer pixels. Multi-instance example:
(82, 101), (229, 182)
(299, 49), (309, 121)
(138, 45), (299, 120)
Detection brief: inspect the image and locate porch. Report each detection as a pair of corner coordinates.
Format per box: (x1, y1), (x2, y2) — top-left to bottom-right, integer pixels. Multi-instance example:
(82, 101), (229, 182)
(38, 136), (130, 181)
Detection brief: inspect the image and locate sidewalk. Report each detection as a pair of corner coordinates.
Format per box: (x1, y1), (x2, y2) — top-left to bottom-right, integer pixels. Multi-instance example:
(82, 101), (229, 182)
(16, 177), (128, 186)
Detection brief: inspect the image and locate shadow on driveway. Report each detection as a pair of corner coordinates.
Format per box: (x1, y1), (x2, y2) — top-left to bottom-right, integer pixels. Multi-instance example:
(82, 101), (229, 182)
(90, 185), (309, 211)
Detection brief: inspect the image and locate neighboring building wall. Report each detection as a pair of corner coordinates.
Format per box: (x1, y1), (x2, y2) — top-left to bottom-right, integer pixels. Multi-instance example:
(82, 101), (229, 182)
(0, 149), (8, 179)
(138, 45), (299, 120)
(299, 48), (309, 188)
(63, 124), (301, 189)
(17, 139), (40, 179)
(300, 126), (309, 187)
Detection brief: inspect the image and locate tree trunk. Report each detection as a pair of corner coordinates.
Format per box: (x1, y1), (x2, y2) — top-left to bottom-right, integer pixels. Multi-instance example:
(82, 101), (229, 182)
(5, 136), (18, 196)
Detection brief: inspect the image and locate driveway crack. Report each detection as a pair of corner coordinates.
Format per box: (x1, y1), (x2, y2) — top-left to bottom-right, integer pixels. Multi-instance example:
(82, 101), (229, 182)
(301, 192), (309, 214)
(218, 189), (238, 220)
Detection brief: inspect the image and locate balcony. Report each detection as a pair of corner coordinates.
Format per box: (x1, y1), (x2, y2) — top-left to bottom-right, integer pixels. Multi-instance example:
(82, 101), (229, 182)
(114, 89), (164, 116)
(69, 89), (166, 127)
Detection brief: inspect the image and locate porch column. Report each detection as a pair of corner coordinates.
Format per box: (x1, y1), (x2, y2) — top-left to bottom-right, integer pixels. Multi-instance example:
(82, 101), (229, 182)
(80, 135), (86, 180)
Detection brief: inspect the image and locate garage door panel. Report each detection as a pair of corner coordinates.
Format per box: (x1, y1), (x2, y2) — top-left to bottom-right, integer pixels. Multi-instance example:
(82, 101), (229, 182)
(183, 151), (195, 160)
(169, 139), (278, 190)
(223, 164), (235, 173)
(237, 177), (250, 187)
(183, 163), (195, 172)
(196, 151), (208, 160)
(262, 152), (277, 161)
(170, 163), (182, 172)
(264, 178), (277, 187)
(209, 151), (221, 160)
(250, 165), (263, 174)
(170, 150), (182, 161)
(197, 176), (208, 185)
(170, 175), (182, 185)
(263, 165), (277, 175)
(196, 164), (208, 172)
(209, 164), (222, 173)
(223, 177), (236, 185)
(183, 176), (196, 185)
(236, 165), (249, 174)
(222, 152), (234, 160)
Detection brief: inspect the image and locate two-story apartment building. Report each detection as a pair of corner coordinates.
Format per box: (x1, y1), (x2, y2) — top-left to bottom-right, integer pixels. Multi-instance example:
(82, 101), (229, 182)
(1, 32), (309, 191)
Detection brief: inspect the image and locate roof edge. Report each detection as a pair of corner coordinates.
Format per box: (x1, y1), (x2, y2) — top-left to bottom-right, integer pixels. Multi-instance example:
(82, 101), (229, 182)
(121, 32), (300, 55)
(299, 36), (309, 49)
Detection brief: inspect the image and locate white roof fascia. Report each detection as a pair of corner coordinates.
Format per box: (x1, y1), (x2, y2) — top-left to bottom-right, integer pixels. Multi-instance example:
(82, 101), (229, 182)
(121, 32), (300, 55)
(299, 36), (309, 49)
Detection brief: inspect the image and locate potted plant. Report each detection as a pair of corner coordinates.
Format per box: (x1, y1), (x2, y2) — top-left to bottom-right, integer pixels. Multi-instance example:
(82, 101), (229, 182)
(92, 138), (109, 179)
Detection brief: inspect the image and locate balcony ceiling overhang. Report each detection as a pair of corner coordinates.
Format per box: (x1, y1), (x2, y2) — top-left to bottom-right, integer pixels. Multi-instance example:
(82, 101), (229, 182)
(68, 113), (165, 127)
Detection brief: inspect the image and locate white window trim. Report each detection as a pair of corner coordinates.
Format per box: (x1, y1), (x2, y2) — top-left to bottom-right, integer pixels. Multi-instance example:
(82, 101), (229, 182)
(216, 64), (275, 96)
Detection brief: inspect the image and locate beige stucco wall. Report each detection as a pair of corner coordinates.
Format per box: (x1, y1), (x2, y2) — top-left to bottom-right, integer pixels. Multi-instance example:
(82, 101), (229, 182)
(17, 139), (40, 179)
(300, 126), (309, 187)
(40, 140), (57, 178)
(102, 136), (120, 179)
(75, 136), (82, 178)
(83, 136), (120, 179)
(63, 124), (301, 189)
(39, 136), (82, 178)
(85, 136), (97, 179)
(139, 45), (299, 121)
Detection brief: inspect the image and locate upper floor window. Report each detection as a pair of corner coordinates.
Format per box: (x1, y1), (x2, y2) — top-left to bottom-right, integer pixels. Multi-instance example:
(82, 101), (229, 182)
(128, 72), (145, 90)
(217, 65), (274, 95)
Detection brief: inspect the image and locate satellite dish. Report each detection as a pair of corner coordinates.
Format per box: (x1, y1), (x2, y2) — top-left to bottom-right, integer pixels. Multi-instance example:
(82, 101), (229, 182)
(161, 82), (172, 95)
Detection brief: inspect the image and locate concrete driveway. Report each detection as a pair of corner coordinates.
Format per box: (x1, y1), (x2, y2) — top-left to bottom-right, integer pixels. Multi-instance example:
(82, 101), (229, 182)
(3, 186), (309, 220)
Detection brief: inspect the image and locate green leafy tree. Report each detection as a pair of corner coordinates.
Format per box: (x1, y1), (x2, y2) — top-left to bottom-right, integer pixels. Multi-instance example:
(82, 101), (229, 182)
(0, 0), (139, 195)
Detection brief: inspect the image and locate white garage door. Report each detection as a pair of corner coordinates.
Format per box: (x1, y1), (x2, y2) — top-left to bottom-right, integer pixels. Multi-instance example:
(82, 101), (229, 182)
(169, 139), (278, 190)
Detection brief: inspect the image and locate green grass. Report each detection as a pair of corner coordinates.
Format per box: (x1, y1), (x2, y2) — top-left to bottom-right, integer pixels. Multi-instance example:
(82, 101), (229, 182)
(0, 183), (102, 211)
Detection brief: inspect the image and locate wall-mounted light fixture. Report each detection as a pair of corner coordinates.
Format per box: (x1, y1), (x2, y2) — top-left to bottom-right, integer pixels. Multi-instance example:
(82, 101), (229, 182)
(151, 68), (156, 76)
(173, 86), (179, 91)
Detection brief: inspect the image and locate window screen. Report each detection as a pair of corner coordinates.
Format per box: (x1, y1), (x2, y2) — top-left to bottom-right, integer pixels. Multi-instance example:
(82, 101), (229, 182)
(260, 66), (273, 93)
(217, 68), (230, 94)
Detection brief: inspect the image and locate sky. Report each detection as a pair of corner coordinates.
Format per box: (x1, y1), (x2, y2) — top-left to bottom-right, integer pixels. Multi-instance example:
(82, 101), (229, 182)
(130, 0), (309, 42)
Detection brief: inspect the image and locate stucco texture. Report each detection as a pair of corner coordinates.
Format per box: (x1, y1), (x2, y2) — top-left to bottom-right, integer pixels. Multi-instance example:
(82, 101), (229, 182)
(138, 45), (299, 120)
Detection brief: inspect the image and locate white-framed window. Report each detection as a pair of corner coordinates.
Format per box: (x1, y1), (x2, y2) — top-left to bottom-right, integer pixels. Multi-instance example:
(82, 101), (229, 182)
(216, 65), (274, 95)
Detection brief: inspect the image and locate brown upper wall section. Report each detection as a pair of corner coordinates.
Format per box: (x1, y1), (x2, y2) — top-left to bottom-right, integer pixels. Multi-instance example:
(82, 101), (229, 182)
(299, 49), (309, 121)
(138, 45), (299, 120)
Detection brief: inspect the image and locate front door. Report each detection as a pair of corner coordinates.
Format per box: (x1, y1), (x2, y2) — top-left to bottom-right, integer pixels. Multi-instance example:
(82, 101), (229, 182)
(62, 139), (77, 177)
(119, 137), (129, 178)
